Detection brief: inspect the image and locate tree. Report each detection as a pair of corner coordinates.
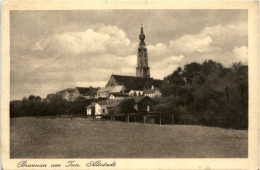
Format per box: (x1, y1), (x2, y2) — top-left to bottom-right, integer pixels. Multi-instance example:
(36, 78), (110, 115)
(119, 99), (135, 114)
(28, 95), (36, 101)
(158, 60), (248, 129)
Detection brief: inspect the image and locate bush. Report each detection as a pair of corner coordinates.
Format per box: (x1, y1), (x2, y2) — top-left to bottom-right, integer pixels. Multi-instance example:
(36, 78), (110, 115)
(10, 96), (92, 117)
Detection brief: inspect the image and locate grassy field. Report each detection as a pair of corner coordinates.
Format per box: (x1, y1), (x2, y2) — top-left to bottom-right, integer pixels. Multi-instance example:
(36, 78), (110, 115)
(10, 117), (247, 158)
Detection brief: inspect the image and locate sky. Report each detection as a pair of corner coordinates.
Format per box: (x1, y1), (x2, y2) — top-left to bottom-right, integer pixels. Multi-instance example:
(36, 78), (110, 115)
(10, 10), (248, 100)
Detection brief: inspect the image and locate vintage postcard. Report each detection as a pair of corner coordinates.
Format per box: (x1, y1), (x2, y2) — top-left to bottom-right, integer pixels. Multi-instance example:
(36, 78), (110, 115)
(1, 1), (259, 169)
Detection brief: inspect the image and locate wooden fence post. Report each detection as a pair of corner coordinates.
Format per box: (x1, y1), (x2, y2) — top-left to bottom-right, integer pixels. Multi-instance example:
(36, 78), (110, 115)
(143, 116), (146, 124)
(159, 114), (161, 126)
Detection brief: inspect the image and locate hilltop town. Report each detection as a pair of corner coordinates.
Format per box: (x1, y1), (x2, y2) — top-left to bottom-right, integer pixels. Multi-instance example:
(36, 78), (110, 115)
(46, 26), (163, 116)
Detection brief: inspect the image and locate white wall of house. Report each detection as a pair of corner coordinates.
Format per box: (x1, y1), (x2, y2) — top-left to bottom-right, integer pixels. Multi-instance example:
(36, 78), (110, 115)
(83, 96), (91, 99)
(144, 90), (162, 98)
(109, 95), (115, 100)
(144, 93), (155, 98)
(64, 91), (70, 101)
(154, 90), (162, 97)
(64, 91), (75, 101)
(101, 106), (108, 115)
(95, 103), (101, 115)
(97, 91), (109, 98)
(87, 108), (92, 115)
(134, 104), (138, 111)
(109, 95), (125, 100)
(95, 104), (108, 115)
(129, 90), (143, 96)
(73, 88), (80, 98)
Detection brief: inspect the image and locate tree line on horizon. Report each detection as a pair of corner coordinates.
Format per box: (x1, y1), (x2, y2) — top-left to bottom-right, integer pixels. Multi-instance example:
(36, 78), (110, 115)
(155, 60), (248, 129)
(10, 60), (248, 129)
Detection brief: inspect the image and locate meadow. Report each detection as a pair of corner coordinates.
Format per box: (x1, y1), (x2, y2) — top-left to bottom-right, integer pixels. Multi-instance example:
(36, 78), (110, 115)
(10, 117), (247, 158)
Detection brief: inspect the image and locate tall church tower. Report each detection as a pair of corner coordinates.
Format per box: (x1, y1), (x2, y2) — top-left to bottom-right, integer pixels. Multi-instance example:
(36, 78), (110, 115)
(136, 25), (150, 78)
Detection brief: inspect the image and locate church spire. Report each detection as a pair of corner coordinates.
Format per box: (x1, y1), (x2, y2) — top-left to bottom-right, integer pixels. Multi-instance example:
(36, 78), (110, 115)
(136, 24), (150, 78)
(139, 24), (146, 47)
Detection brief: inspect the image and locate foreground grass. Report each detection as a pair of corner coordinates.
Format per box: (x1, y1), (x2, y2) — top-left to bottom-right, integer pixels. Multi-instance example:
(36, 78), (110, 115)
(10, 117), (247, 158)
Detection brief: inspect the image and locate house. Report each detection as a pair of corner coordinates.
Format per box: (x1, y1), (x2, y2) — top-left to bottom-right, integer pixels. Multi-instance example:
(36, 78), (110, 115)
(97, 86), (114, 98)
(132, 96), (156, 113)
(106, 99), (125, 115)
(143, 86), (162, 98)
(107, 96), (155, 114)
(56, 88), (74, 101)
(105, 74), (163, 96)
(73, 87), (99, 100)
(109, 93), (129, 100)
(129, 90), (144, 96)
(46, 93), (55, 99)
(83, 87), (100, 99)
(97, 85), (126, 99)
(110, 85), (126, 94)
(86, 103), (96, 116)
(86, 96), (155, 116)
(86, 100), (109, 116)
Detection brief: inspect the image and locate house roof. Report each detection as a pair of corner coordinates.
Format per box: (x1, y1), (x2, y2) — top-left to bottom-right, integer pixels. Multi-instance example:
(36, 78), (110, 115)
(87, 100), (110, 108)
(143, 87), (161, 94)
(97, 100), (109, 106)
(86, 102), (96, 108)
(110, 85), (124, 93)
(131, 96), (156, 104)
(108, 75), (163, 91)
(110, 93), (129, 97)
(76, 87), (90, 94)
(76, 87), (99, 96)
(57, 88), (74, 94)
(107, 99), (125, 108)
(98, 86), (113, 93)
(84, 88), (99, 96)
(132, 96), (147, 103)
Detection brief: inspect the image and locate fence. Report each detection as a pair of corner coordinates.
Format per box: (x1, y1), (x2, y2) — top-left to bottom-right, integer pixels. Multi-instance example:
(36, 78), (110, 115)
(34, 113), (198, 126)
(87, 112), (185, 126)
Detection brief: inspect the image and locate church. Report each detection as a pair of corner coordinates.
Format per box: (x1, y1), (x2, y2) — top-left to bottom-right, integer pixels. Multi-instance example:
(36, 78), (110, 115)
(51, 26), (163, 103)
(97, 26), (163, 99)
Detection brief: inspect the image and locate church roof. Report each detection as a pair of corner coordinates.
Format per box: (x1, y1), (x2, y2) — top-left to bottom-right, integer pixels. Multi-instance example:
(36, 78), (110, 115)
(108, 75), (163, 91)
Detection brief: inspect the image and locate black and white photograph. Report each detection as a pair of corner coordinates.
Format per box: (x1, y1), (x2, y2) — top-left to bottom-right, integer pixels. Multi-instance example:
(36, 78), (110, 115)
(2, 1), (259, 169)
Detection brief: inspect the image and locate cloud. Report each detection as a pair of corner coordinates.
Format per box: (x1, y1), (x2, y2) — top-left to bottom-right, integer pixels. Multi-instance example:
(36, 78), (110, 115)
(11, 22), (248, 100)
(170, 35), (213, 54)
(49, 26), (136, 56)
(32, 42), (44, 51)
(150, 55), (184, 79)
(232, 46), (248, 64)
